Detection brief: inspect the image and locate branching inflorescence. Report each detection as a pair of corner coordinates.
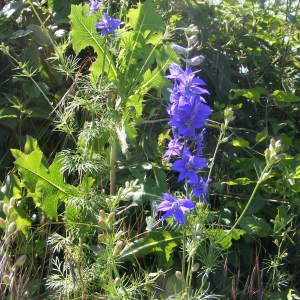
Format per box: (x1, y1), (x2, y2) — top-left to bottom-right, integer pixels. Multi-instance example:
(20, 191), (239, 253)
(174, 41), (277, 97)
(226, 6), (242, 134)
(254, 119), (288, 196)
(157, 56), (212, 224)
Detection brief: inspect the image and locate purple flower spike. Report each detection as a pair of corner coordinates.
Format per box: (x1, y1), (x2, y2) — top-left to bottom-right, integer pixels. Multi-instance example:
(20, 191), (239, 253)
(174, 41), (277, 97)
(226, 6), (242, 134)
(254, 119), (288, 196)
(95, 13), (121, 36)
(157, 193), (196, 224)
(88, 0), (103, 16)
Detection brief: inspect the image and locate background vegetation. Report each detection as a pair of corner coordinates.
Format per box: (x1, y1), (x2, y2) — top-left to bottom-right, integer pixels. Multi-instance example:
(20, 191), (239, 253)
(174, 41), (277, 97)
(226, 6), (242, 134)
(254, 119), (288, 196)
(0, 0), (299, 299)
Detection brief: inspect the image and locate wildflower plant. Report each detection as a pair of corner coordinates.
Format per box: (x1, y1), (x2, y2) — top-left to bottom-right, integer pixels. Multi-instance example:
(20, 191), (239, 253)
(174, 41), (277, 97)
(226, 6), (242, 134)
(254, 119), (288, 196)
(157, 34), (212, 224)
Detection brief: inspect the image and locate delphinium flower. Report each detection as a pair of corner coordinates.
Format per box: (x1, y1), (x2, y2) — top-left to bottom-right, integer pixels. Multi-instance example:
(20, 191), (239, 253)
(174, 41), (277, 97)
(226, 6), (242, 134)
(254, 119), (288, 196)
(156, 193), (196, 224)
(88, 0), (103, 16)
(95, 13), (121, 36)
(157, 58), (212, 224)
(172, 148), (207, 184)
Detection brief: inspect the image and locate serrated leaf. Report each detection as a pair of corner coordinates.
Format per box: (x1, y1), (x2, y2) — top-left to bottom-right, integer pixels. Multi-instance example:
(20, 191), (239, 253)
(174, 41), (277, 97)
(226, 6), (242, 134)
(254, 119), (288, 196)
(127, 0), (165, 36)
(69, 4), (117, 82)
(224, 177), (253, 185)
(218, 229), (245, 249)
(231, 138), (249, 148)
(229, 87), (268, 102)
(11, 149), (74, 219)
(239, 216), (272, 237)
(270, 90), (300, 103)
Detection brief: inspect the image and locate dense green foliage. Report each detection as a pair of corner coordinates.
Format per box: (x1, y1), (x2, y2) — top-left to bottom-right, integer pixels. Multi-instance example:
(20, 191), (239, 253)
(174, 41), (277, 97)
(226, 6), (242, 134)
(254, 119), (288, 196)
(0, 0), (299, 299)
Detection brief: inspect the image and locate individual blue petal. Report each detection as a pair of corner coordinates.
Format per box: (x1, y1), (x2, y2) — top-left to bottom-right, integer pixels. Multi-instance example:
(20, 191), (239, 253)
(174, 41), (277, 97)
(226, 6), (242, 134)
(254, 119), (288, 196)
(179, 199), (196, 211)
(163, 193), (176, 202)
(156, 200), (173, 212)
(173, 209), (185, 224)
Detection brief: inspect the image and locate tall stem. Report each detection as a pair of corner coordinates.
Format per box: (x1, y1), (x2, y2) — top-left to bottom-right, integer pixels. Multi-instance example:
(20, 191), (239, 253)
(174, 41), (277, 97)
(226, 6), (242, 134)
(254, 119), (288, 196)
(230, 164), (269, 232)
(109, 139), (117, 195)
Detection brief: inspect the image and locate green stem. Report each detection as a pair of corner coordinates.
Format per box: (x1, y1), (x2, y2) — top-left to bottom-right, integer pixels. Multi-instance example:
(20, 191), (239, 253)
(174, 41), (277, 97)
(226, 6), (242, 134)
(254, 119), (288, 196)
(109, 139), (117, 195)
(207, 128), (224, 180)
(230, 164), (269, 232)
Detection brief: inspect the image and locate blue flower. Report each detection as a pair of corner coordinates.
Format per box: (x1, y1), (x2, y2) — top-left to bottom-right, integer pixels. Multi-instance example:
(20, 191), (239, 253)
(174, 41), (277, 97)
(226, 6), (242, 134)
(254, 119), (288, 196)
(169, 100), (211, 137)
(164, 137), (184, 161)
(88, 0), (103, 16)
(156, 193), (196, 224)
(172, 148), (207, 184)
(189, 177), (212, 202)
(95, 13), (121, 36)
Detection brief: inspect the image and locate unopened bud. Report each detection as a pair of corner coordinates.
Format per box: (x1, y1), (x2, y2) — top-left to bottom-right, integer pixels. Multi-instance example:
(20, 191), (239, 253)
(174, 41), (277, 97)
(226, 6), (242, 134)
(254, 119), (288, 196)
(113, 240), (124, 256)
(171, 43), (187, 55)
(2, 275), (10, 285)
(182, 55), (205, 66)
(175, 270), (183, 280)
(9, 198), (16, 206)
(98, 233), (106, 242)
(7, 222), (16, 234)
(114, 277), (121, 286)
(2, 204), (9, 216)
(191, 263), (200, 272)
(108, 212), (116, 222)
(0, 217), (5, 228)
(224, 107), (235, 124)
(187, 35), (198, 45)
(275, 140), (282, 151)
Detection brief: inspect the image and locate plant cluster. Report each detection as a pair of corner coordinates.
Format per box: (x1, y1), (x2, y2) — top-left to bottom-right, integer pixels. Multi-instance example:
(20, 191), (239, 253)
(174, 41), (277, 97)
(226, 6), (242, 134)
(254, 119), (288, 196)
(0, 0), (299, 299)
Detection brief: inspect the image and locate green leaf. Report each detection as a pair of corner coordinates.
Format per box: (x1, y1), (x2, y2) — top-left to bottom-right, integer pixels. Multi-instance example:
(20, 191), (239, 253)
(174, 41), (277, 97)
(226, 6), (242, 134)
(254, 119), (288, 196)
(224, 177), (253, 185)
(229, 87), (268, 102)
(239, 215), (272, 237)
(270, 90), (300, 103)
(231, 138), (249, 148)
(69, 4), (117, 82)
(219, 229), (245, 249)
(127, 0), (165, 36)
(11, 149), (74, 219)
(119, 231), (182, 266)
(255, 128), (268, 143)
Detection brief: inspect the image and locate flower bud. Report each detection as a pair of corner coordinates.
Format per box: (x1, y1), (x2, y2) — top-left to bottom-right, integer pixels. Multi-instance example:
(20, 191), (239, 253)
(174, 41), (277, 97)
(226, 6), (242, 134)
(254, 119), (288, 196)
(108, 212), (116, 223)
(2, 275), (10, 285)
(7, 222), (16, 234)
(224, 107), (235, 123)
(275, 140), (282, 151)
(98, 233), (106, 242)
(182, 55), (205, 66)
(171, 43), (188, 55)
(114, 277), (121, 286)
(9, 198), (16, 206)
(175, 270), (183, 280)
(2, 204), (9, 216)
(191, 263), (200, 272)
(0, 217), (5, 228)
(113, 240), (124, 256)
(187, 35), (198, 45)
